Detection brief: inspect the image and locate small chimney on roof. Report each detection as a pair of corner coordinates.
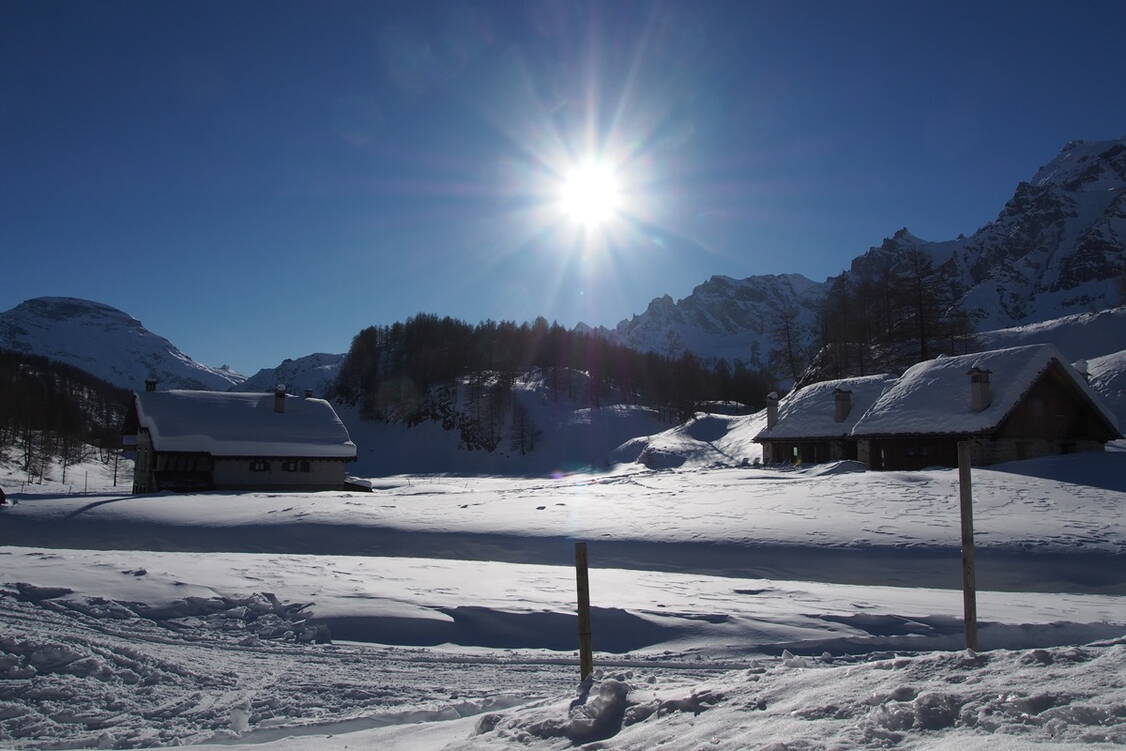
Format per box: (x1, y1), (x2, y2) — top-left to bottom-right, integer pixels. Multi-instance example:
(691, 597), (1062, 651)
(303, 388), (314, 398)
(1074, 360), (1090, 383)
(274, 384), (286, 414)
(968, 367), (991, 412)
(144, 378), (157, 392)
(766, 391), (779, 429)
(833, 387), (852, 422)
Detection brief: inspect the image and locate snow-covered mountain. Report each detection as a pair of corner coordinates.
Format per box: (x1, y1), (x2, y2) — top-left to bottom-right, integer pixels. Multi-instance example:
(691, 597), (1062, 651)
(612, 273), (825, 366)
(615, 138), (1124, 365)
(0, 297), (245, 392)
(848, 137), (1125, 328)
(232, 352), (345, 397)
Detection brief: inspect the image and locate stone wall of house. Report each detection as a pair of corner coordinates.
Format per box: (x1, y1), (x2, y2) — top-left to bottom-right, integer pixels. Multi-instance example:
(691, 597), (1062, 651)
(978, 438), (1105, 465)
(133, 430), (156, 494)
(211, 458), (348, 489)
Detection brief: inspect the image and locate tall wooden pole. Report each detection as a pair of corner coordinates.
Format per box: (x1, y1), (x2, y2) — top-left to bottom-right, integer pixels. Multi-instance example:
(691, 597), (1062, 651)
(574, 542), (594, 681)
(957, 440), (979, 651)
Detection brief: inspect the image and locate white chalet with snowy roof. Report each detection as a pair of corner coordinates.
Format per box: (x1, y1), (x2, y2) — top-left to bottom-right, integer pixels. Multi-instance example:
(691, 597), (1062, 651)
(127, 384), (356, 493)
(755, 344), (1121, 470)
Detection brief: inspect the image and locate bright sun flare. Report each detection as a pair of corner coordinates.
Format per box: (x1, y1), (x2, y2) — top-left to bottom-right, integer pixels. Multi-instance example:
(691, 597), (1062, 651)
(559, 162), (621, 226)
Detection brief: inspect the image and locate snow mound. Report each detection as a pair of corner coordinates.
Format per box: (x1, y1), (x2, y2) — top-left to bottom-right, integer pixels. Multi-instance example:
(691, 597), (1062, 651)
(465, 641), (1126, 750)
(611, 410), (767, 469)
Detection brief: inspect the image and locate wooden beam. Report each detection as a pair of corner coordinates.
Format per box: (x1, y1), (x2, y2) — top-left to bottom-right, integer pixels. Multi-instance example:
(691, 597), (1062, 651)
(957, 440), (979, 651)
(574, 541), (594, 681)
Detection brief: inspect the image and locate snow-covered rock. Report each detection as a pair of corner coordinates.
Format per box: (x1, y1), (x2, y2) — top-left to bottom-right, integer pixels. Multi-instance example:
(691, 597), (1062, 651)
(0, 297), (244, 391)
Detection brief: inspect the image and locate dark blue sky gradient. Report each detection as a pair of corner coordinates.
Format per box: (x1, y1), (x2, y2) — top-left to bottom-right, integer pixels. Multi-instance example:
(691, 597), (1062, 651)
(3, 0), (1125, 374)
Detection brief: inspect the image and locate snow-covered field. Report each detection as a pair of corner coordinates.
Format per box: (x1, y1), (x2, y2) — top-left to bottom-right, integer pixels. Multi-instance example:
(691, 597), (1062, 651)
(2, 451), (1124, 749)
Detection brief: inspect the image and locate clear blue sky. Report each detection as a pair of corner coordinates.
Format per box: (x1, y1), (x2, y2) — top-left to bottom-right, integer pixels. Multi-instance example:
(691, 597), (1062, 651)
(3, 0), (1125, 375)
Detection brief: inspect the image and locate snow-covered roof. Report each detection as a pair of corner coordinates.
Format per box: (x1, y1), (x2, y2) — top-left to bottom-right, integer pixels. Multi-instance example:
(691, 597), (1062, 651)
(851, 344), (1121, 437)
(135, 390), (356, 458)
(755, 374), (896, 441)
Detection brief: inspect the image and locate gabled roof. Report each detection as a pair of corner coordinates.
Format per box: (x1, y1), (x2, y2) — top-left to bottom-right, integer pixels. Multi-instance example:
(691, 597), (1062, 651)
(851, 344), (1121, 438)
(755, 373), (896, 441)
(135, 390), (357, 458)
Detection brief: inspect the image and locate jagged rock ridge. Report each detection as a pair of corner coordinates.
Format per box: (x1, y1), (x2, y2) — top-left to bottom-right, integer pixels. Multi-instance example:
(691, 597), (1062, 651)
(612, 273), (825, 366)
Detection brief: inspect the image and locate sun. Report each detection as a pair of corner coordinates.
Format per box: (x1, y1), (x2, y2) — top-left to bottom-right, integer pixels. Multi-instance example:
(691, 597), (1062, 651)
(559, 161), (622, 226)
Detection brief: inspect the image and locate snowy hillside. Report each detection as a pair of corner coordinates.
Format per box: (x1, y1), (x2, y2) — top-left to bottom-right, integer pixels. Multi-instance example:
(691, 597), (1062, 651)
(0, 297), (244, 391)
(977, 305), (1126, 361)
(612, 274), (824, 364)
(233, 352), (344, 397)
(343, 369), (672, 476)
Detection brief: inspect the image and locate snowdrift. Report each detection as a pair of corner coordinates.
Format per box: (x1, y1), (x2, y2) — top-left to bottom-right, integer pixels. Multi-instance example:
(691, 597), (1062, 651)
(610, 409), (767, 469)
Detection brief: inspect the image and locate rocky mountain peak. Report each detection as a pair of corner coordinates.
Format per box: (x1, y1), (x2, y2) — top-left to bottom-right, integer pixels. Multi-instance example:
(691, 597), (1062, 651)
(1031, 137), (1126, 191)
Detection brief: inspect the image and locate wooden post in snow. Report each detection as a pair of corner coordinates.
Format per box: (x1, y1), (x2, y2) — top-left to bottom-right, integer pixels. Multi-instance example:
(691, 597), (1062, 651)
(957, 440), (979, 651)
(574, 541), (594, 681)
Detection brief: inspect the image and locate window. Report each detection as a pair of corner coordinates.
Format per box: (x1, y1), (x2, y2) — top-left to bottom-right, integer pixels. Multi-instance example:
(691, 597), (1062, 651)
(300, 461), (311, 473)
(282, 460), (299, 472)
(250, 460), (269, 472)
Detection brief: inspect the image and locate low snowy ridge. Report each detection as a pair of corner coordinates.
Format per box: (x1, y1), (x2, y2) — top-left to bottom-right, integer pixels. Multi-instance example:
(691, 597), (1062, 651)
(0, 297), (244, 391)
(232, 352), (345, 397)
(977, 306), (1126, 362)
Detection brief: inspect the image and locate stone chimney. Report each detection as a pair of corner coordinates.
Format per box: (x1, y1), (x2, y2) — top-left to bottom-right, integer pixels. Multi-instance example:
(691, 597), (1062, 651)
(274, 384), (286, 414)
(303, 388), (314, 398)
(833, 388), (852, 422)
(968, 367), (991, 412)
(1074, 360), (1090, 383)
(766, 391), (779, 429)
(144, 378), (157, 392)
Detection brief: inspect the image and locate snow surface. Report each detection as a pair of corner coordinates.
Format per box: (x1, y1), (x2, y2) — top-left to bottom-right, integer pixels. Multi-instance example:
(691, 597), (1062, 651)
(1, 447), (1124, 749)
(852, 344), (1121, 437)
(6, 452), (1126, 592)
(135, 390), (356, 458)
(756, 373), (896, 440)
(0, 297), (244, 391)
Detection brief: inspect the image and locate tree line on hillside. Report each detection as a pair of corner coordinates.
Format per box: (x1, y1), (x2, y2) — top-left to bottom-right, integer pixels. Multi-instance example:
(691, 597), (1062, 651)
(0, 349), (132, 484)
(777, 249), (977, 385)
(332, 314), (776, 432)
